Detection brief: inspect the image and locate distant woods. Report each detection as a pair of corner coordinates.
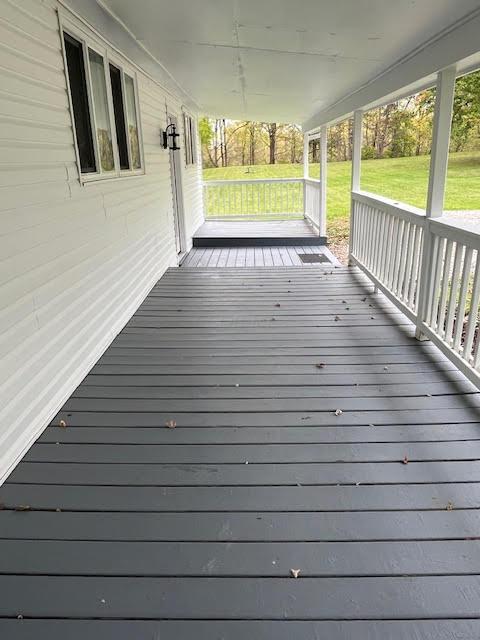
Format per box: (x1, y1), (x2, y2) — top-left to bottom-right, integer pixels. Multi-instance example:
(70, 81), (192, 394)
(199, 120), (304, 168)
(200, 70), (480, 168)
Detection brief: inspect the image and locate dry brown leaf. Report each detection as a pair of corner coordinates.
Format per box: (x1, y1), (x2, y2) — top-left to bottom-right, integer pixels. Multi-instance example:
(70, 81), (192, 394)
(59, 420), (67, 428)
(275, 303), (281, 307)
(316, 362), (327, 369)
(15, 505), (31, 511)
(402, 455), (409, 465)
(334, 315), (341, 322)
(446, 501), (454, 511)
(290, 569), (301, 578)
(334, 409), (343, 416)
(165, 420), (177, 429)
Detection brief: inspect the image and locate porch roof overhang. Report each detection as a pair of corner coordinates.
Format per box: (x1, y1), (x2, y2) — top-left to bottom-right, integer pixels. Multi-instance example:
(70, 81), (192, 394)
(76, 0), (480, 129)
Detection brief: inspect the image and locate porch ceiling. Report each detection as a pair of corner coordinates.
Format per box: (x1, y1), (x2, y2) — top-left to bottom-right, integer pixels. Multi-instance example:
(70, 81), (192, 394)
(99, 0), (480, 124)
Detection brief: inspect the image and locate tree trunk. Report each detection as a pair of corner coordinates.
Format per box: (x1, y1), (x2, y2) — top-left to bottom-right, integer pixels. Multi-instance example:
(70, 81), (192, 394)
(268, 123), (277, 164)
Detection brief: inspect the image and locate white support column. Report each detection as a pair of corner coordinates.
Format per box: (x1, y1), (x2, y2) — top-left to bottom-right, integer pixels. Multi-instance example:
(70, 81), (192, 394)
(416, 65), (456, 339)
(319, 125), (327, 237)
(348, 110), (363, 264)
(426, 65), (456, 218)
(303, 134), (309, 218)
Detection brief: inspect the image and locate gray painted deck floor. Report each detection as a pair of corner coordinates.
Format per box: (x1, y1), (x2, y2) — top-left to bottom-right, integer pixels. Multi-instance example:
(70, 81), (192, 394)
(1, 264), (480, 638)
(182, 244), (341, 267)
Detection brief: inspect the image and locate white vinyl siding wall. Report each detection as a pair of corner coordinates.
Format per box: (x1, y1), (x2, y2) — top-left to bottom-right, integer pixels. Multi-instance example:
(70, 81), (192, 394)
(0, 0), (203, 482)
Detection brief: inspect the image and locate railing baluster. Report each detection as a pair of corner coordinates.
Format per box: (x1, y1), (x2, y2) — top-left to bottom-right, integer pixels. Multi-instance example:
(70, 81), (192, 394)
(453, 246), (473, 352)
(444, 243), (463, 345)
(407, 226), (421, 309)
(436, 239), (454, 336)
(463, 253), (480, 362)
(399, 222), (413, 302)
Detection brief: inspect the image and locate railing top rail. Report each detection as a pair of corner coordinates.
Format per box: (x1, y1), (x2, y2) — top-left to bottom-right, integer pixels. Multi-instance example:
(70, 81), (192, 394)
(203, 178), (304, 186)
(429, 216), (480, 249)
(352, 190), (426, 225)
(304, 177), (321, 185)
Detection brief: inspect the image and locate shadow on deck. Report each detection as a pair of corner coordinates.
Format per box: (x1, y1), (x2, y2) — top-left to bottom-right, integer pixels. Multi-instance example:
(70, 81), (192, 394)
(1, 261), (480, 637)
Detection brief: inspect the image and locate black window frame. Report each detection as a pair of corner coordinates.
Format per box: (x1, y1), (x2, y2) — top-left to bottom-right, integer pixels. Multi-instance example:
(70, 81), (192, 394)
(63, 32), (96, 174)
(61, 22), (144, 182)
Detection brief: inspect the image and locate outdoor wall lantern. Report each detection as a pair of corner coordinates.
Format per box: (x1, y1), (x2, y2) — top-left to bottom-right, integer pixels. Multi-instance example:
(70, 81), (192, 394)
(162, 123), (180, 150)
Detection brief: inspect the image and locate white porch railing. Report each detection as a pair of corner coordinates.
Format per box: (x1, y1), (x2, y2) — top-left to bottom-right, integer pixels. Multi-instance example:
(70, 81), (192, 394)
(203, 178), (304, 217)
(202, 178), (324, 228)
(350, 190), (480, 386)
(304, 178), (321, 230)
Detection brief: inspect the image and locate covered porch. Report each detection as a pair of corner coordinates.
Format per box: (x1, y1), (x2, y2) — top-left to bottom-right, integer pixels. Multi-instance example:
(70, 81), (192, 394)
(1, 262), (480, 635)
(2, 0), (480, 637)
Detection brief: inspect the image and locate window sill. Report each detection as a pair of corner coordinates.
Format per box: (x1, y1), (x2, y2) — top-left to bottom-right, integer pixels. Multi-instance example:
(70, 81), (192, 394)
(80, 170), (145, 186)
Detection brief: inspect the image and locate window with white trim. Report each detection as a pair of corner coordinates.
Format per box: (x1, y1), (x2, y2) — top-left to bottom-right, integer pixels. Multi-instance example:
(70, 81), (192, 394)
(183, 113), (196, 165)
(62, 28), (143, 180)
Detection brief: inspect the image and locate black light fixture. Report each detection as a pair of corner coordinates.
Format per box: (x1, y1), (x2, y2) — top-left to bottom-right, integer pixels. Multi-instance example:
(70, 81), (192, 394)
(162, 123), (180, 150)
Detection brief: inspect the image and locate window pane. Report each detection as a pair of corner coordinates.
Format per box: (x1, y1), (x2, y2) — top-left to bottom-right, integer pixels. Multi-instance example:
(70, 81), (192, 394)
(63, 34), (96, 173)
(88, 49), (114, 172)
(109, 64), (129, 170)
(125, 74), (141, 169)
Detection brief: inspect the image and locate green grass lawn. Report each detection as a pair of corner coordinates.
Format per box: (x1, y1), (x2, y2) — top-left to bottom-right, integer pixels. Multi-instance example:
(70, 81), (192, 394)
(203, 151), (480, 243)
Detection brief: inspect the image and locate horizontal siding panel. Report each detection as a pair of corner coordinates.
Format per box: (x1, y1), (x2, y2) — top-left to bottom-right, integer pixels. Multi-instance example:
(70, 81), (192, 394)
(0, 163), (71, 190)
(0, 187), (98, 234)
(0, 93), (69, 126)
(0, 26), (63, 73)
(0, 0), (59, 40)
(0, 118), (72, 144)
(0, 180), (71, 213)
(0, 0), (203, 485)
(0, 140), (74, 164)
(0, 207), (105, 261)
(0, 66), (67, 107)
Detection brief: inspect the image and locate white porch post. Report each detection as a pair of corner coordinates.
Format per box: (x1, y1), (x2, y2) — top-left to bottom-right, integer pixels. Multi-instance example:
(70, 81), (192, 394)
(426, 65), (456, 218)
(303, 134), (309, 217)
(349, 110), (363, 265)
(416, 65), (456, 339)
(319, 125), (327, 237)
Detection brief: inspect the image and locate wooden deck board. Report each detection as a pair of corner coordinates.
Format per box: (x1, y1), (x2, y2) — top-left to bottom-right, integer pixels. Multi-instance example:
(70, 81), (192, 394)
(185, 244), (340, 266)
(1, 263), (480, 634)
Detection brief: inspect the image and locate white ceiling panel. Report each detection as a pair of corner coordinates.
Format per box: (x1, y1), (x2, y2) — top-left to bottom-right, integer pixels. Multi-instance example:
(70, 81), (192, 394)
(100, 0), (480, 123)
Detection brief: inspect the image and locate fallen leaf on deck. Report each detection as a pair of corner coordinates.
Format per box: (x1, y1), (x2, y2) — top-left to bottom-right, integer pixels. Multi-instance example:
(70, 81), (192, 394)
(275, 303), (281, 307)
(316, 362), (326, 369)
(446, 501), (454, 511)
(15, 505), (31, 511)
(334, 409), (343, 416)
(59, 420), (67, 428)
(290, 569), (301, 578)
(165, 420), (177, 429)
(402, 455), (409, 465)
(334, 316), (341, 321)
